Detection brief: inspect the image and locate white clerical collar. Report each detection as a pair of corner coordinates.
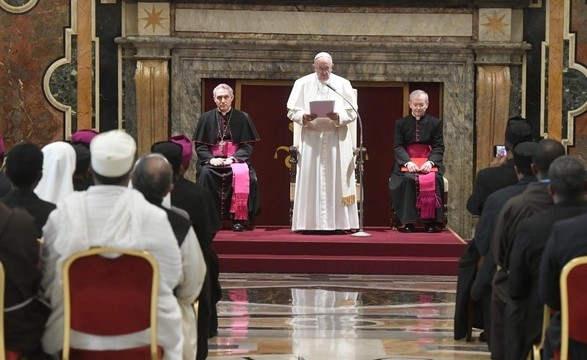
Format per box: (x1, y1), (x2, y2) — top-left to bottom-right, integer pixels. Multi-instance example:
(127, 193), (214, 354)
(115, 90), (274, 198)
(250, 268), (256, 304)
(219, 108), (232, 116)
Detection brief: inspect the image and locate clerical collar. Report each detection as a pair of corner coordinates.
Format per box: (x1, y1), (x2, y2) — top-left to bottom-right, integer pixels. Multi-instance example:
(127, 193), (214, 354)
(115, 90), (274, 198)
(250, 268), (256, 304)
(218, 108), (232, 116)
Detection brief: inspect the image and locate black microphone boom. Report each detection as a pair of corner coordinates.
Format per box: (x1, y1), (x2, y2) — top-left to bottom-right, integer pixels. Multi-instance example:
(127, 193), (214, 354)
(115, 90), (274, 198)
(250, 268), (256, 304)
(325, 83), (371, 237)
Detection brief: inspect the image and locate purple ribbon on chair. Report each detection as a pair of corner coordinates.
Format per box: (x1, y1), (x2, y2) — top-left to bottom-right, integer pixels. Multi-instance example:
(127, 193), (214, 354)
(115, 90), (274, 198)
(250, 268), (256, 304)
(407, 144), (441, 220)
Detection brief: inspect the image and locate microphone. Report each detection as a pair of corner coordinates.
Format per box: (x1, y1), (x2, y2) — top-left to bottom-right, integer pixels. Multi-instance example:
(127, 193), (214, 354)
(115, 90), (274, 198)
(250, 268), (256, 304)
(325, 82), (371, 237)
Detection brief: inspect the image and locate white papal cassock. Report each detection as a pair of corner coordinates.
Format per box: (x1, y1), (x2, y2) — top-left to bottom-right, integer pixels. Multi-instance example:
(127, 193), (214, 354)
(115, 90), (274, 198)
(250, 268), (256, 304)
(287, 72), (359, 231)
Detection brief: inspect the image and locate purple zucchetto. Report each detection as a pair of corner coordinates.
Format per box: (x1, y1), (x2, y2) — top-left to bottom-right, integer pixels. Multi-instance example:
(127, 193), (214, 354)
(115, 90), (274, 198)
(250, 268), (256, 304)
(71, 129), (99, 146)
(169, 134), (193, 168)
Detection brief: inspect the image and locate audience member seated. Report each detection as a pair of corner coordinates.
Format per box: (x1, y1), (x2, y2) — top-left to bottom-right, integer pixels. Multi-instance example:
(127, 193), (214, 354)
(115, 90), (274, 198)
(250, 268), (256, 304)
(466, 116), (534, 216)
(72, 143), (93, 191)
(539, 163), (587, 359)
(509, 155), (587, 359)
(0, 133), (12, 197)
(454, 116), (534, 342)
(40, 130), (186, 359)
(70, 128), (99, 147)
(489, 139), (565, 360)
(132, 153), (206, 360)
(0, 201), (51, 359)
(192, 83), (261, 231)
(152, 139), (222, 359)
(388, 90), (444, 233)
(1, 142), (56, 237)
(34, 141), (76, 204)
(470, 140), (538, 349)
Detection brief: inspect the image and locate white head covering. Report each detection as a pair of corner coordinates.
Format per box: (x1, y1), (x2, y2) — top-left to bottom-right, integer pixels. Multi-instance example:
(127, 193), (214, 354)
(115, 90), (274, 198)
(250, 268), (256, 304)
(34, 141), (76, 204)
(90, 130), (136, 177)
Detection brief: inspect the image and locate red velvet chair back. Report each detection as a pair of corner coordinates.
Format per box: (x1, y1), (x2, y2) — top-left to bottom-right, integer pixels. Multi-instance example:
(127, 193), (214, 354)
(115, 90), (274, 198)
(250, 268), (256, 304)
(62, 248), (161, 360)
(560, 256), (587, 359)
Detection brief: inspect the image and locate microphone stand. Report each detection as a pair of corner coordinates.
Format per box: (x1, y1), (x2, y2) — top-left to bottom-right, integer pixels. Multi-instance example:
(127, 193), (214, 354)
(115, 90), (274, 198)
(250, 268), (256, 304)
(325, 83), (371, 237)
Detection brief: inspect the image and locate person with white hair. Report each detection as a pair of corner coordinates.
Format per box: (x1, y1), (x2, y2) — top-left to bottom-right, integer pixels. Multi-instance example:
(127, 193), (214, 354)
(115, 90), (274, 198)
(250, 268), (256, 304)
(192, 83), (261, 232)
(40, 130), (186, 359)
(286, 51), (359, 233)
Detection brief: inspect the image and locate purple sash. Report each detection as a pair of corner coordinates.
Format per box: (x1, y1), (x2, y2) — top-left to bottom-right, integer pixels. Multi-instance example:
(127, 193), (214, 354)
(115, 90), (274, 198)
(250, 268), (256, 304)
(407, 144), (441, 220)
(230, 163), (250, 220)
(211, 141), (237, 157)
(211, 141), (250, 220)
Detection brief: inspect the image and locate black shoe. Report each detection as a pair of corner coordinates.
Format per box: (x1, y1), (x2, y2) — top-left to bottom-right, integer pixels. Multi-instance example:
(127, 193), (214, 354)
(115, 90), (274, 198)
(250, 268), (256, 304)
(425, 224), (440, 233)
(232, 222), (245, 232)
(398, 224), (415, 233)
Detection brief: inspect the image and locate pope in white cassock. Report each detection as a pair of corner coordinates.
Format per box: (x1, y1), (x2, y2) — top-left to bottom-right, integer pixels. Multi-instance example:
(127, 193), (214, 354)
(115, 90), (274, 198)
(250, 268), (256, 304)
(286, 52), (359, 232)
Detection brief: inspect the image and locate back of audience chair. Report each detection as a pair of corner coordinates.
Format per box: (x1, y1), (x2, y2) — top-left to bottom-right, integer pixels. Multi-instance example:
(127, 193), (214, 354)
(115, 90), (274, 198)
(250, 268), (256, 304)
(62, 247), (162, 360)
(560, 256), (587, 360)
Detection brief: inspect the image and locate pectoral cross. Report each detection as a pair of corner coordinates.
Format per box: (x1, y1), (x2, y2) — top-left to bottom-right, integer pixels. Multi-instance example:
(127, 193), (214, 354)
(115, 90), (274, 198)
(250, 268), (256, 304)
(219, 140), (226, 151)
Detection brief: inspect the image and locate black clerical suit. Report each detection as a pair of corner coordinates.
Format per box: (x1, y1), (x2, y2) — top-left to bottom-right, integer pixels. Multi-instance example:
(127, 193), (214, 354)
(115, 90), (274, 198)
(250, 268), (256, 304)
(389, 114), (445, 226)
(466, 159), (518, 216)
(170, 176), (221, 360)
(193, 108), (261, 224)
(509, 199), (587, 360)
(539, 213), (587, 360)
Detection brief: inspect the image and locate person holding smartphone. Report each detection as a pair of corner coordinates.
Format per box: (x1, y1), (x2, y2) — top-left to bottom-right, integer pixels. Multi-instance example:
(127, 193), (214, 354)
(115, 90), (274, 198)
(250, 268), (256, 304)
(466, 117), (533, 216)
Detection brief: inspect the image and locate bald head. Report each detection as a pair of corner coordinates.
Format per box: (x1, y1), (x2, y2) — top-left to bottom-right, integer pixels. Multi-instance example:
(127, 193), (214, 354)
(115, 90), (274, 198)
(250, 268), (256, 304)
(132, 154), (174, 203)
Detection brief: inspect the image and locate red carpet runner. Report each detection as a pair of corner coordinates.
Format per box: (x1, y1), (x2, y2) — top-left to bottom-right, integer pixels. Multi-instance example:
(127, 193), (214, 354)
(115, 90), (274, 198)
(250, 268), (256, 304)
(212, 226), (466, 275)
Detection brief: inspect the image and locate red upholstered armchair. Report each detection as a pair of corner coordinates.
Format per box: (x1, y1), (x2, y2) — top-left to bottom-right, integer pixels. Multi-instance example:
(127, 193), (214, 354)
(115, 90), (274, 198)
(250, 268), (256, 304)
(61, 247), (163, 360)
(559, 256), (587, 360)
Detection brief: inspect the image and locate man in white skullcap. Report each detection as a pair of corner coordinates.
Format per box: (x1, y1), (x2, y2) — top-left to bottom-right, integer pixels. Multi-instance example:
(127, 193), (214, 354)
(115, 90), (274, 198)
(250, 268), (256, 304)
(286, 51), (359, 232)
(40, 130), (189, 360)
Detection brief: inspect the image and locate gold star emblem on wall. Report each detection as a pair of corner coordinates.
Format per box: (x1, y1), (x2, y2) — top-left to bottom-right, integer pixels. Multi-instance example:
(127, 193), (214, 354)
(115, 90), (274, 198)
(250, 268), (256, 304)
(481, 10), (508, 36)
(141, 5), (167, 33)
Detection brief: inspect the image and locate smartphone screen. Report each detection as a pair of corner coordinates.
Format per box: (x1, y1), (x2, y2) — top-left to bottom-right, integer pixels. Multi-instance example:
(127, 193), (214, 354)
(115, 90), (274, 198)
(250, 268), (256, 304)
(494, 145), (507, 158)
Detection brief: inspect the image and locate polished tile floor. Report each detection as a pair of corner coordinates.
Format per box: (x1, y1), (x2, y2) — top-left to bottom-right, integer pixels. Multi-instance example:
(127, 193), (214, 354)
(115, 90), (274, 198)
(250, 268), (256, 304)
(208, 273), (490, 360)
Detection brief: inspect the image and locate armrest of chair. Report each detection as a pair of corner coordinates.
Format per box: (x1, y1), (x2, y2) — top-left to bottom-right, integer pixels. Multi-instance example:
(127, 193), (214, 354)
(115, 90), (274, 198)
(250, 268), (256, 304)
(288, 146), (298, 182)
(289, 146), (298, 202)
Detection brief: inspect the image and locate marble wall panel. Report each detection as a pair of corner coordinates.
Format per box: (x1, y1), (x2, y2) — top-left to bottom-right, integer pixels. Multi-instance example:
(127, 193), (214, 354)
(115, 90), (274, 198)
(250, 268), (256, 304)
(568, 0), (587, 159)
(0, 0), (70, 147)
(175, 9), (473, 37)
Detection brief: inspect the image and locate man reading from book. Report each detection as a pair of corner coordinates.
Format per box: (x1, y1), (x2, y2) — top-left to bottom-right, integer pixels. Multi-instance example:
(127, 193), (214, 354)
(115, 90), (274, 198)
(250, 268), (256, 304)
(389, 90), (445, 233)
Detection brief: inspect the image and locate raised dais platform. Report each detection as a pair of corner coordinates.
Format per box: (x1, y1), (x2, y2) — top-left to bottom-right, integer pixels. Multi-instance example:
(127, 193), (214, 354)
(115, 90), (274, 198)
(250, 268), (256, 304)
(212, 226), (466, 275)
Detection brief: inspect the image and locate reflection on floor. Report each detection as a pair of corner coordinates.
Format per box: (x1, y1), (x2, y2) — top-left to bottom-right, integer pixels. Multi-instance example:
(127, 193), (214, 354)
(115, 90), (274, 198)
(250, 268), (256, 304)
(208, 273), (489, 360)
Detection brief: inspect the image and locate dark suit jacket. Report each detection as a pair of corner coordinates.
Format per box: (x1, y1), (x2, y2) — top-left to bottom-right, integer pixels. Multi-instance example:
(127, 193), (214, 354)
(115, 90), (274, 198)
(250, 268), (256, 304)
(1, 189), (56, 238)
(171, 176), (219, 248)
(509, 199), (587, 358)
(539, 212), (587, 358)
(466, 159), (518, 216)
(0, 172), (11, 197)
(0, 202), (49, 353)
(470, 176), (536, 301)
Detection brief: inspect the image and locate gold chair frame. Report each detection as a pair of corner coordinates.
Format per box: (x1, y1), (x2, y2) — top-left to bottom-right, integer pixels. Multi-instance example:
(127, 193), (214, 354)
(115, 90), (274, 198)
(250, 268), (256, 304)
(559, 255), (587, 360)
(61, 247), (160, 360)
